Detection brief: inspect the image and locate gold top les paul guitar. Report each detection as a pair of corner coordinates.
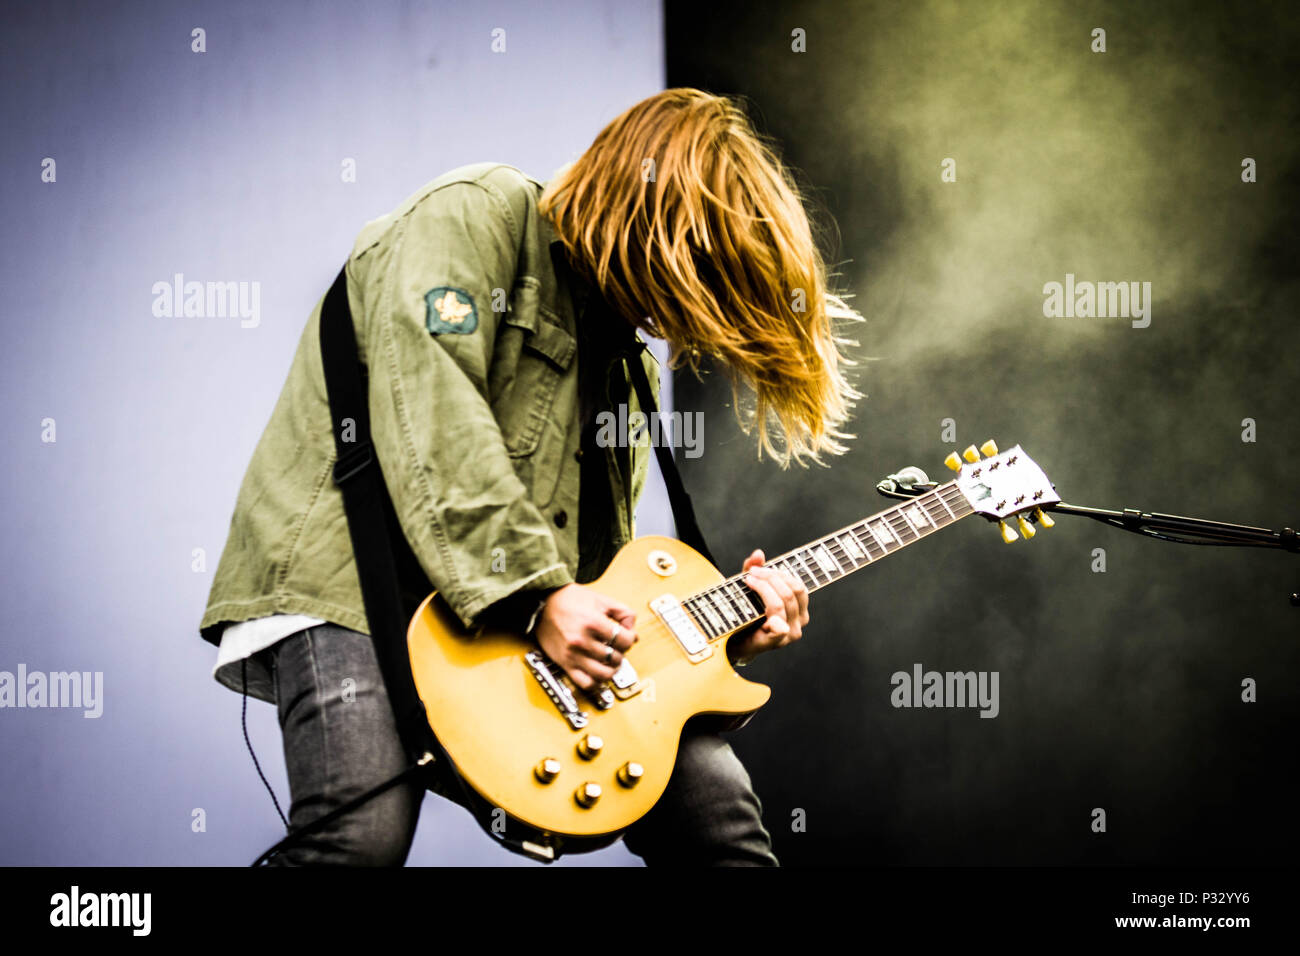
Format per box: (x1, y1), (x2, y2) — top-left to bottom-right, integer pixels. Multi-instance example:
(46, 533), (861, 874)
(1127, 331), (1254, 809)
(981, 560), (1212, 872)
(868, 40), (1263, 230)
(406, 440), (1058, 856)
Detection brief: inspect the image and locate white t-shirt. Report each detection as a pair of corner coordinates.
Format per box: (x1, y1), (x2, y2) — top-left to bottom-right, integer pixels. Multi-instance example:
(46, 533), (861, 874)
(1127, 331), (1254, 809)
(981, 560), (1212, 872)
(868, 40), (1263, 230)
(213, 614), (325, 704)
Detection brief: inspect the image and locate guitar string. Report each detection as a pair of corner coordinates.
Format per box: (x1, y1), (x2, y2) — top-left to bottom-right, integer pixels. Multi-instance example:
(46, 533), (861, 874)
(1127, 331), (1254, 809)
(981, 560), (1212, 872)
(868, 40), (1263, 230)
(547, 483), (978, 699)
(681, 483), (974, 636)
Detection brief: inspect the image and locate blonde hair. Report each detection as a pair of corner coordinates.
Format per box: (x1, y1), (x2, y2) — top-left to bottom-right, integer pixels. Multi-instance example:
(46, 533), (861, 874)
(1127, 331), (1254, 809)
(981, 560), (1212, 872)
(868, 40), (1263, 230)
(539, 88), (863, 468)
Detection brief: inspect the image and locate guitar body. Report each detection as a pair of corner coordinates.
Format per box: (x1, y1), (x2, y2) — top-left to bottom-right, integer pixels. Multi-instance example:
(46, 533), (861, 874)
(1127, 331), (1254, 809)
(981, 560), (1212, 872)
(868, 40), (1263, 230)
(404, 443), (1060, 855)
(406, 535), (772, 846)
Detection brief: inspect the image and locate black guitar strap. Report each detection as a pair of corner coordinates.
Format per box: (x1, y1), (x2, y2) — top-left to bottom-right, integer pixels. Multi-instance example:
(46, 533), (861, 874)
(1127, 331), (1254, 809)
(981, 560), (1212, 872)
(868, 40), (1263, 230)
(254, 263), (715, 864)
(316, 265), (441, 766)
(620, 339), (717, 566)
(256, 265), (540, 864)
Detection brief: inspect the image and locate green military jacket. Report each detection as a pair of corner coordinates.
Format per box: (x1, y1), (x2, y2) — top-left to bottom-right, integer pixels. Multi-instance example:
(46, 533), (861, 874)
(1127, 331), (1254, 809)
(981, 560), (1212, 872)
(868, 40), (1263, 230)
(199, 162), (661, 645)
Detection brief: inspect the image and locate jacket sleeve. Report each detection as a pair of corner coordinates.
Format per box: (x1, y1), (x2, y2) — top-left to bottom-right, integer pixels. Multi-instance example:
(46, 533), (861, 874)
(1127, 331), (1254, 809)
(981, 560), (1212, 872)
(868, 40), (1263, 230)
(353, 180), (574, 630)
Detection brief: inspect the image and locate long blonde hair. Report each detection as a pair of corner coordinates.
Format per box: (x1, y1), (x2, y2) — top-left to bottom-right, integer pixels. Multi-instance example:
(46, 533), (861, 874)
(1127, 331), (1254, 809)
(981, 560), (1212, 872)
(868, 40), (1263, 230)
(539, 88), (863, 468)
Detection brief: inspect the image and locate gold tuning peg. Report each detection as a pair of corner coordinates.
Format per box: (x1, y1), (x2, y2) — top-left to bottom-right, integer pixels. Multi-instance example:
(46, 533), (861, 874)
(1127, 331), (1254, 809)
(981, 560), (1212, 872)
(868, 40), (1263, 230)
(998, 520), (1019, 543)
(944, 451), (962, 472)
(1017, 515), (1036, 539)
(962, 445), (980, 463)
(1034, 507), (1055, 528)
(980, 439), (999, 457)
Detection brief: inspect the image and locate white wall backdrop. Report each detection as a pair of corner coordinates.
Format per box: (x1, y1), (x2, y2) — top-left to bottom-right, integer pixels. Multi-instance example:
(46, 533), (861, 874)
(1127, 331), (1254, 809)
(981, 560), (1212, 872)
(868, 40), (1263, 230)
(0, 0), (668, 866)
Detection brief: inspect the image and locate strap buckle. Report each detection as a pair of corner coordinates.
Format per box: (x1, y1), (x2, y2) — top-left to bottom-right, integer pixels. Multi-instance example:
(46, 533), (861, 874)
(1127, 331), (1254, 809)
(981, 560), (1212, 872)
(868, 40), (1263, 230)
(333, 441), (374, 484)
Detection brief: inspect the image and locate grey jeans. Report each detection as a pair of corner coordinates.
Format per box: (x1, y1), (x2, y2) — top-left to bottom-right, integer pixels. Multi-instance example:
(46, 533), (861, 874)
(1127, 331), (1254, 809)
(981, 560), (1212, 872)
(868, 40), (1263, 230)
(261, 622), (778, 866)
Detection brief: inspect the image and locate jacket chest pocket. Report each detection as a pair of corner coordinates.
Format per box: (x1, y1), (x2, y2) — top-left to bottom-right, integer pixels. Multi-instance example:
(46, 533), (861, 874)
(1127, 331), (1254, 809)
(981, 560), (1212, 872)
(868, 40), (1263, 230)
(489, 282), (576, 458)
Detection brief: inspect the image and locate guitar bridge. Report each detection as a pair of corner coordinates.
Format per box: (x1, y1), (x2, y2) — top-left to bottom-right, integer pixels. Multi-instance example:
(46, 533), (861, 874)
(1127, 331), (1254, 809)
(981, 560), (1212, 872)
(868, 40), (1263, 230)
(524, 651), (589, 730)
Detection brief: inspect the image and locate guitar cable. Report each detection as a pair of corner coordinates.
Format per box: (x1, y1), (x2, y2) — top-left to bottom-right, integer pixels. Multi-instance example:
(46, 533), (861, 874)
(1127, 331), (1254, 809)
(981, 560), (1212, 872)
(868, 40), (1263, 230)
(241, 657), (289, 830)
(241, 650), (561, 867)
(239, 649), (423, 865)
(239, 646), (438, 867)
(240, 638), (437, 867)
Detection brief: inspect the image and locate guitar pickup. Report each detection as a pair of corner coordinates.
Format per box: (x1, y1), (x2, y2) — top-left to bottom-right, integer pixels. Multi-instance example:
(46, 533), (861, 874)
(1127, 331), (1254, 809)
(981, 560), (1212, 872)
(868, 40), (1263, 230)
(611, 658), (638, 690)
(650, 594), (712, 661)
(609, 658), (643, 700)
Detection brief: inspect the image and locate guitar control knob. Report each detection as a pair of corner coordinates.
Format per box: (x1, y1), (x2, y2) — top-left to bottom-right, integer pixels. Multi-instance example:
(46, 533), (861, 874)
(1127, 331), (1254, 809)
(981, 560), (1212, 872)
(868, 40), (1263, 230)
(577, 733), (604, 760)
(534, 758), (561, 784)
(574, 782), (602, 808)
(617, 761), (644, 788)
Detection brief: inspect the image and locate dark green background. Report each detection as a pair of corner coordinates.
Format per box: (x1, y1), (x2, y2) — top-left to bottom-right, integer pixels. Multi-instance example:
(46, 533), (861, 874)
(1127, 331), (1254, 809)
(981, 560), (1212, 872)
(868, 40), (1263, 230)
(667, 0), (1299, 864)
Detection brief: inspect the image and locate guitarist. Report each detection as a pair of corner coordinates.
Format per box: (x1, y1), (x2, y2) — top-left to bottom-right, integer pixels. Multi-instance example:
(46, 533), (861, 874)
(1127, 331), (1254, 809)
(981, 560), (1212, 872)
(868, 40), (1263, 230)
(199, 88), (862, 866)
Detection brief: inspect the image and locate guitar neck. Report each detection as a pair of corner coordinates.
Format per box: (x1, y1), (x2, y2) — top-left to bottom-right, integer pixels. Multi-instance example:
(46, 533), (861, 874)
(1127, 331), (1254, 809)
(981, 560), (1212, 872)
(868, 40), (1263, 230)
(679, 481), (976, 639)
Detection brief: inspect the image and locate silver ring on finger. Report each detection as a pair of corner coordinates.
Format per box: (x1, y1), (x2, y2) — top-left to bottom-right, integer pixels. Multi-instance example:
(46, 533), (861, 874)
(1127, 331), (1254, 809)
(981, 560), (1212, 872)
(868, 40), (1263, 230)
(604, 646), (614, 665)
(605, 622), (622, 646)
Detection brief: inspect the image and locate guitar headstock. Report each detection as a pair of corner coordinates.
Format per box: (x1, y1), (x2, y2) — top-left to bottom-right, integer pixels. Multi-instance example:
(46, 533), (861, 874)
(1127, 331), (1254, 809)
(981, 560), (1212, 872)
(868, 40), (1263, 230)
(945, 441), (1059, 542)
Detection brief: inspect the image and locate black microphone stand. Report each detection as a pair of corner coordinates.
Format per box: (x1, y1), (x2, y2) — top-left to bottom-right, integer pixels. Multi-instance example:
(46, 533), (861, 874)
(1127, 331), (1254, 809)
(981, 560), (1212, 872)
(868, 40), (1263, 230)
(877, 477), (1300, 606)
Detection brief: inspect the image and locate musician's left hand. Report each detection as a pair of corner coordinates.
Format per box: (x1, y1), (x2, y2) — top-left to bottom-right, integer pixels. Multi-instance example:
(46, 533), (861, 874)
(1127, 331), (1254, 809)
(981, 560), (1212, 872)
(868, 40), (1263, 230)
(728, 549), (809, 662)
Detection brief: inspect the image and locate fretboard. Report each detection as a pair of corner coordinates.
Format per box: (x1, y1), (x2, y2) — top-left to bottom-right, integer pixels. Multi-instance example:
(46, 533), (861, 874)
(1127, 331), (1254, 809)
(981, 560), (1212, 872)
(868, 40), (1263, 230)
(679, 481), (974, 640)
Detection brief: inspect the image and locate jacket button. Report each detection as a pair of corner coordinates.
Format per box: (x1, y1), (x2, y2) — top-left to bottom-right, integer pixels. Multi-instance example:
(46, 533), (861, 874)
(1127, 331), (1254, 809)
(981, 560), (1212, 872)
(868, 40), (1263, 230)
(554, 509), (568, 528)
(574, 449), (583, 462)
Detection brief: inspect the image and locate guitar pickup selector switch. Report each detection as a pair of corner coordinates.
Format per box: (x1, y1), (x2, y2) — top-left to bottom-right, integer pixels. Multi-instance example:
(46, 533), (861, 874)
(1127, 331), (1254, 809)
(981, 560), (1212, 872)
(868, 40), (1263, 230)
(647, 549), (678, 576)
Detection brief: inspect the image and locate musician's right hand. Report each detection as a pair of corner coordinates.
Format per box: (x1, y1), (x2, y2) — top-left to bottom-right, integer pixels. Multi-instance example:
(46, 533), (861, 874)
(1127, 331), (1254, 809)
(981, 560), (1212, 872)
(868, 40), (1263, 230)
(533, 583), (637, 690)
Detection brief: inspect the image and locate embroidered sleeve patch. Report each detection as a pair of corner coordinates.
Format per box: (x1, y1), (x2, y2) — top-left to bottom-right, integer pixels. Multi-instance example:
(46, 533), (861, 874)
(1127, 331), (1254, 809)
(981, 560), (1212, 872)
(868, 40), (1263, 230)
(425, 286), (478, 335)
